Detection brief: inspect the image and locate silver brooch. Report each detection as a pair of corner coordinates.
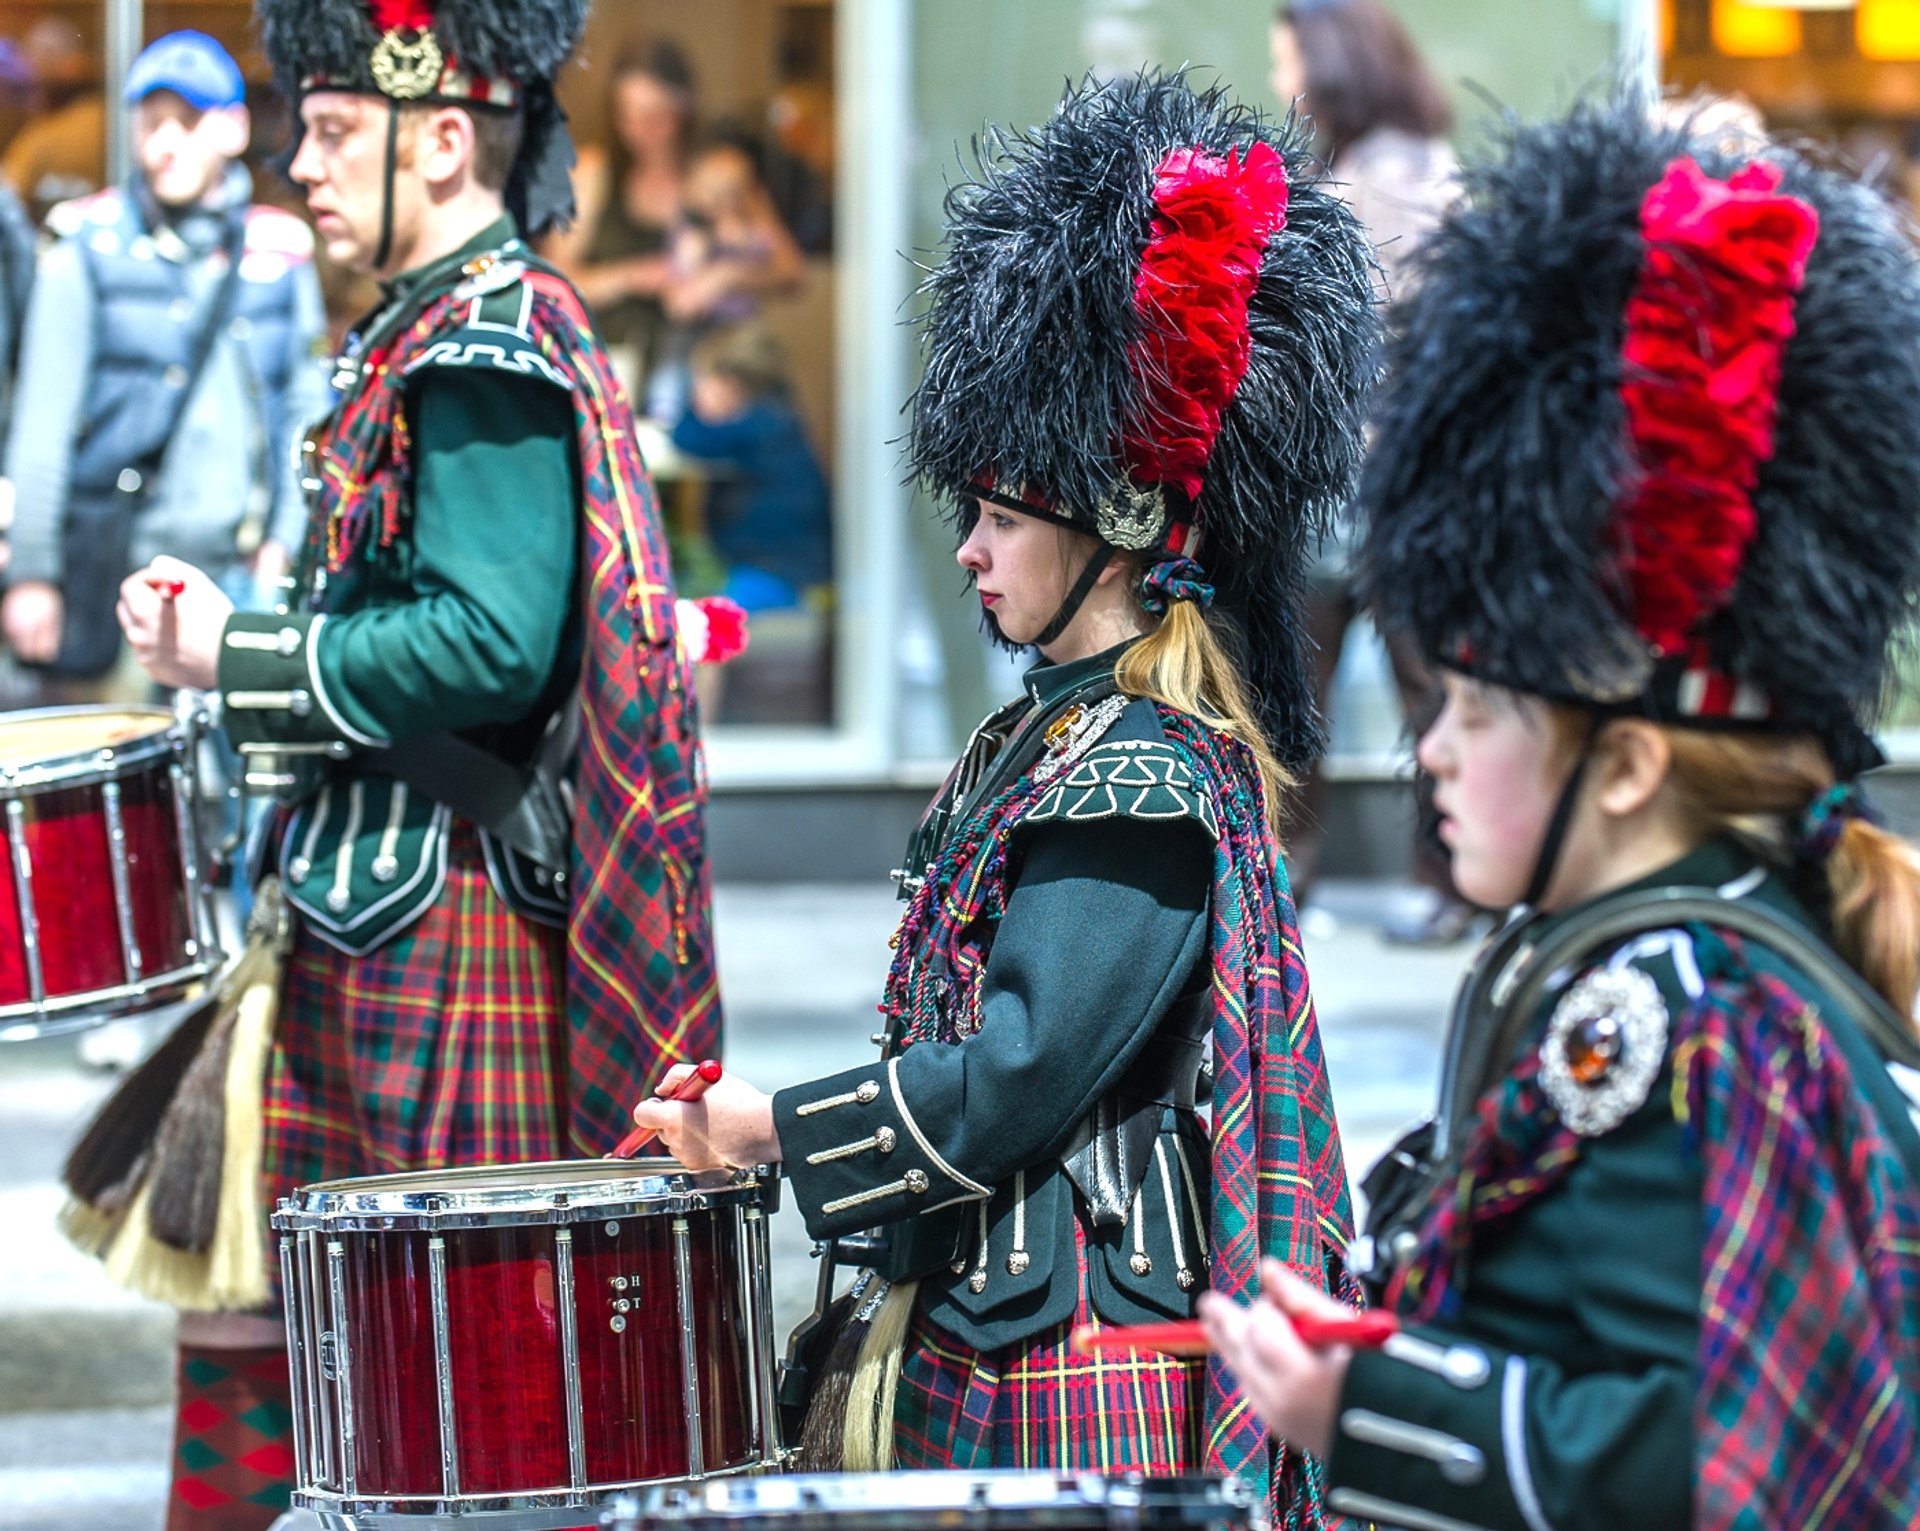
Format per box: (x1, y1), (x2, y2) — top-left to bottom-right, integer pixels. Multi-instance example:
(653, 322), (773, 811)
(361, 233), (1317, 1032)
(1093, 479), (1168, 551)
(1539, 965), (1669, 1136)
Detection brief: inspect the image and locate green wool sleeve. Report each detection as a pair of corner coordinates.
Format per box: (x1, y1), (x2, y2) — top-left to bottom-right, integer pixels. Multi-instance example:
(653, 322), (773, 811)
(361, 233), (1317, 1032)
(281, 367), (576, 745)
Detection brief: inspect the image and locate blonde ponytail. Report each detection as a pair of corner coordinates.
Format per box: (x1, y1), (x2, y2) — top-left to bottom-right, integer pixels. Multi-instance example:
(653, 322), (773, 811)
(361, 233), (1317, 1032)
(1659, 730), (1920, 1024)
(1826, 817), (1920, 1025)
(1114, 599), (1294, 835)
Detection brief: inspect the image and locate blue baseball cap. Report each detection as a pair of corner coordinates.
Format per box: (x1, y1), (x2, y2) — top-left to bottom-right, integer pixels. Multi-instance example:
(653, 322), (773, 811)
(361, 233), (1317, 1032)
(124, 31), (245, 111)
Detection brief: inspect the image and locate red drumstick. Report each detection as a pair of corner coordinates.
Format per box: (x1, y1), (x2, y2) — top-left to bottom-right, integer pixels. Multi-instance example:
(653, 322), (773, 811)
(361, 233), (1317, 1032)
(145, 576), (187, 598)
(609, 1058), (724, 1160)
(1070, 1310), (1400, 1359)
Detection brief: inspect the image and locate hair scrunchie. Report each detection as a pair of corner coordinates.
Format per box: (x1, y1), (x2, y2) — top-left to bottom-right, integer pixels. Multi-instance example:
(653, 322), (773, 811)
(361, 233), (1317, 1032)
(1795, 781), (1883, 863)
(1140, 557), (1215, 617)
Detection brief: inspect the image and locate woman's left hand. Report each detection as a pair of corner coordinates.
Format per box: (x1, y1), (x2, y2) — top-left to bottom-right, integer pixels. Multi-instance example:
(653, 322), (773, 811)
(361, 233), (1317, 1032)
(1197, 1257), (1355, 1459)
(630, 1068), (780, 1170)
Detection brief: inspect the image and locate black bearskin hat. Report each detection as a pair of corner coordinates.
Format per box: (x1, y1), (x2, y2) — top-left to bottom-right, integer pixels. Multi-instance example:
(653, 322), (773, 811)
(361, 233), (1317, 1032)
(1357, 95), (1920, 776)
(909, 70), (1379, 771)
(257, 0), (587, 235)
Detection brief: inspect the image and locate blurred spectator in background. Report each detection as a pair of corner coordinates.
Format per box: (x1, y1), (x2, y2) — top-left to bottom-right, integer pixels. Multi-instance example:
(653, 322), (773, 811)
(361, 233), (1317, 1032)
(3, 14), (105, 221)
(547, 39), (697, 400)
(0, 178), (35, 435)
(1270, 0), (1474, 944)
(760, 83), (835, 254)
(1, 30), (327, 701)
(671, 322), (829, 615)
(666, 137), (804, 329)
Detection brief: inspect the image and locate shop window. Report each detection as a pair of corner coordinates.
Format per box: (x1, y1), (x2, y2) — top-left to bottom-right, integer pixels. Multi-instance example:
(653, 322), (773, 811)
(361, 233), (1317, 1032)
(1858, 0), (1920, 61)
(1710, 0), (1802, 58)
(547, 0), (838, 732)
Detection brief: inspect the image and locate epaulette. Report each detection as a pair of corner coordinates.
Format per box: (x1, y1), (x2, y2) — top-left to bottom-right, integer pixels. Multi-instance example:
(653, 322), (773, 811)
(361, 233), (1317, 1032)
(1021, 738), (1220, 839)
(399, 256), (569, 391)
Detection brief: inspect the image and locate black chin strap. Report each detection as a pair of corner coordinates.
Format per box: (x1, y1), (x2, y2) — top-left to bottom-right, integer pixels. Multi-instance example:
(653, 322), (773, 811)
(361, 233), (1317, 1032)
(1518, 713), (1604, 912)
(1030, 544), (1114, 651)
(373, 100), (401, 274)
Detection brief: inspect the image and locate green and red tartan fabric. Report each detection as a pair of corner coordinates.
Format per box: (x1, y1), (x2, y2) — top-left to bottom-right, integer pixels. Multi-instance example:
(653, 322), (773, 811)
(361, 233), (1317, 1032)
(1392, 926), (1920, 1529)
(263, 828), (568, 1293)
(882, 704), (1354, 1525)
(165, 1343), (295, 1530)
(294, 246), (721, 1155)
(894, 1220), (1204, 1472)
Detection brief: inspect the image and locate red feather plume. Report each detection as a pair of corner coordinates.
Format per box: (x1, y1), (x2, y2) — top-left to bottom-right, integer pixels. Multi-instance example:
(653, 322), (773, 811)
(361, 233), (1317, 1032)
(1614, 156), (1817, 658)
(1124, 141), (1289, 503)
(369, 0), (436, 31)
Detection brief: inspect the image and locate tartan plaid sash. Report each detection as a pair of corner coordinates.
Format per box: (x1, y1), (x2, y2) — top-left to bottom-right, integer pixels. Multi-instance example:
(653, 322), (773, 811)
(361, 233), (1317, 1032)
(297, 251), (721, 1155)
(1394, 925), (1920, 1528)
(882, 704), (1354, 1526)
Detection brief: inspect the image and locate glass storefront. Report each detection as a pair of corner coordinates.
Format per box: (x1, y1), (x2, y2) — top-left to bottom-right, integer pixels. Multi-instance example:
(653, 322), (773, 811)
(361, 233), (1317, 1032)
(0, 0), (1643, 793)
(897, 0), (1628, 776)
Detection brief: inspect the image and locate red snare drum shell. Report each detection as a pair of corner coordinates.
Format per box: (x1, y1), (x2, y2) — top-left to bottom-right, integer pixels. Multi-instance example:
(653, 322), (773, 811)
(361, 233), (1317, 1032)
(280, 1160), (773, 1512)
(0, 706), (208, 1019)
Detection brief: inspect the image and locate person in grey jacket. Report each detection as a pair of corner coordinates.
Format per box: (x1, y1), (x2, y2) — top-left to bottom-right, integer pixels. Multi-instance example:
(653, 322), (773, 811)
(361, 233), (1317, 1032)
(1, 30), (328, 695)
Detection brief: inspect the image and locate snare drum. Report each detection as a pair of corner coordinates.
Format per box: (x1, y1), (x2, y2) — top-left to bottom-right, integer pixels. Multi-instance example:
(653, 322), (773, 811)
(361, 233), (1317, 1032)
(603, 1473), (1267, 1531)
(0, 705), (222, 1041)
(276, 1159), (779, 1528)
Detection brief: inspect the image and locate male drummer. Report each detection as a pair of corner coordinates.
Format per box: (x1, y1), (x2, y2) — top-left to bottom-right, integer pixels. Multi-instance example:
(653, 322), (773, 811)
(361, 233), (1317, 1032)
(112, 2), (719, 1524)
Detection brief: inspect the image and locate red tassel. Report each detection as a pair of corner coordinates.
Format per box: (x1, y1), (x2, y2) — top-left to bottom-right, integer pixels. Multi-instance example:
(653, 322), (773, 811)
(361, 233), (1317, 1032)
(1125, 142), (1289, 503)
(676, 595), (750, 666)
(1615, 156), (1817, 657)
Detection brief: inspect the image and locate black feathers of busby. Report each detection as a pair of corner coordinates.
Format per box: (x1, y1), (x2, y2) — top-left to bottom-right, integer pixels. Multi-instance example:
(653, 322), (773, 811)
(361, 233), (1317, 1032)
(256, 0), (588, 235)
(1356, 94), (1920, 775)
(909, 69), (1380, 772)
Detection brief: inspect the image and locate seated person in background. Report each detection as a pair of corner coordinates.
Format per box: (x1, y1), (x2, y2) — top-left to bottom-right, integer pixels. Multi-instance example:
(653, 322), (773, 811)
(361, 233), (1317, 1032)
(670, 322), (829, 613)
(665, 138), (804, 328)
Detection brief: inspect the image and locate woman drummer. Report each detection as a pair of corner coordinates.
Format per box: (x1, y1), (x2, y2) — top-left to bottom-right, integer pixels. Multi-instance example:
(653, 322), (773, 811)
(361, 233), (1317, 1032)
(1200, 97), (1920, 1529)
(631, 70), (1376, 1520)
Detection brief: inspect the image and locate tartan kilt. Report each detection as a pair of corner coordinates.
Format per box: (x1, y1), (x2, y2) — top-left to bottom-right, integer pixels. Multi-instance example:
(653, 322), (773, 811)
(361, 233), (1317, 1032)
(261, 823), (568, 1297)
(892, 1221), (1204, 1472)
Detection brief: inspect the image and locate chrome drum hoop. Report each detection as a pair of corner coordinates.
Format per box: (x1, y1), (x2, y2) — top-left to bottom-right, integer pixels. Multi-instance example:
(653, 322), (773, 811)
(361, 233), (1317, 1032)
(602, 1472), (1270, 1531)
(0, 963), (219, 1037)
(294, 1458), (775, 1530)
(0, 705), (189, 795)
(272, 1160), (773, 1234)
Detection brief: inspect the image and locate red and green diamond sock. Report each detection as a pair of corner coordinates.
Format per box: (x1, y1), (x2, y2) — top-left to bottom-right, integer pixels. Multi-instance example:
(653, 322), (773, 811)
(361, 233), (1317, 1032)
(165, 1342), (295, 1531)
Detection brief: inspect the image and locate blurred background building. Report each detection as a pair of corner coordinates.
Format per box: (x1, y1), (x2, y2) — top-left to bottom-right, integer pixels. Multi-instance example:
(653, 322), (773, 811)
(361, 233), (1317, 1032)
(7, 0), (1920, 882)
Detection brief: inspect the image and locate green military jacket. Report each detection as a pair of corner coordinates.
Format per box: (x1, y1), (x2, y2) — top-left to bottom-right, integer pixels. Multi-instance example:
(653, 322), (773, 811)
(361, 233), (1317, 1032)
(1321, 837), (1897, 1531)
(216, 217), (579, 954)
(773, 645), (1223, 1349)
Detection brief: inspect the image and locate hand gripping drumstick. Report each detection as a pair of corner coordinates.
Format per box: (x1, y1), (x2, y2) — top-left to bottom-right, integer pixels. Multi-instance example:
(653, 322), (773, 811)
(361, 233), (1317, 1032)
(1069, 1310), (1401, 1359)
(609, 1058), (724, 1160)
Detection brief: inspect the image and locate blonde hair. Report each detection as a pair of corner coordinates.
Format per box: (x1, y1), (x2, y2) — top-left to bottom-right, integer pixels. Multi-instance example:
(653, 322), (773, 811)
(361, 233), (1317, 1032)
(1114, 596), (1294, 834)
(1557, 710), (1920, 1021)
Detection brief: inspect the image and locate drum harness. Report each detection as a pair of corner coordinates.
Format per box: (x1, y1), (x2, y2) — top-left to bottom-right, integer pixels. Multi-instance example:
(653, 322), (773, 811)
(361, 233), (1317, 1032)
(1353, 880), (1920, 1303)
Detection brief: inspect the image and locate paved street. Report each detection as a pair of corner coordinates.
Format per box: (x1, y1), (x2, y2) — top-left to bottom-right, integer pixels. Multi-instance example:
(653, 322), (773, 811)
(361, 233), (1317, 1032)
(0, 878), (1469, 1530)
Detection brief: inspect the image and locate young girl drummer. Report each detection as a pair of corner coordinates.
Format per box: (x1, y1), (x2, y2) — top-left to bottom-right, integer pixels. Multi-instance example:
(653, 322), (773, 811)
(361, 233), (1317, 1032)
(633, 71), (1378, 1523)
(1201, 98), (1920, 1529)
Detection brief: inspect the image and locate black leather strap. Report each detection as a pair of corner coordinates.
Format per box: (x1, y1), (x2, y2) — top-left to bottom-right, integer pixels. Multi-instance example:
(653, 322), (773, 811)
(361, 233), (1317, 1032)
(381, 704), (576, 872)
(1458, 886), (1920, 1179)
